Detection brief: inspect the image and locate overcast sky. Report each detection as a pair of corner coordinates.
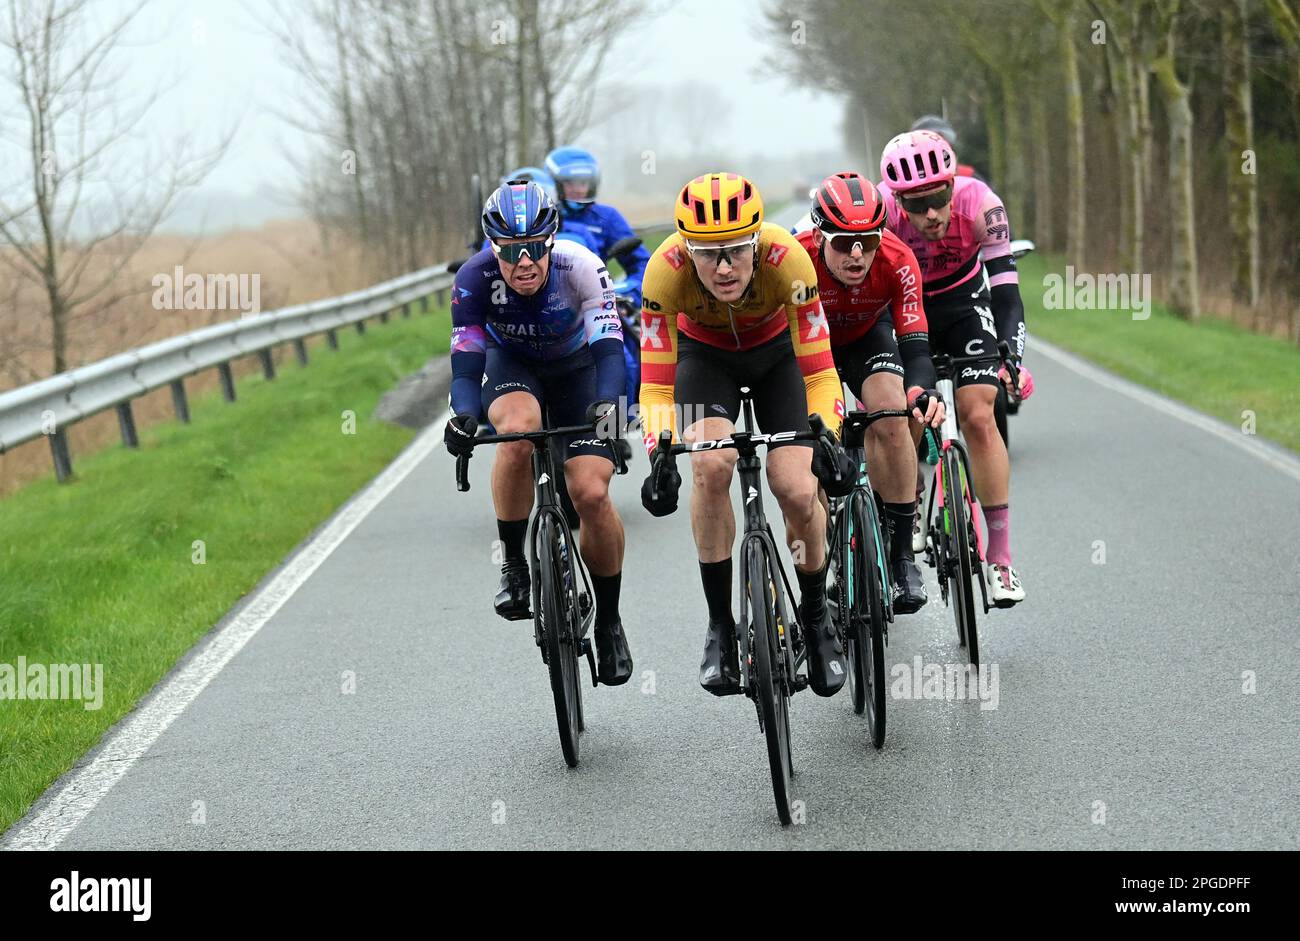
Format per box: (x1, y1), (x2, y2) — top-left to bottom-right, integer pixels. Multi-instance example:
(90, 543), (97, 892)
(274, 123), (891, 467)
(0, 0), (851, 232)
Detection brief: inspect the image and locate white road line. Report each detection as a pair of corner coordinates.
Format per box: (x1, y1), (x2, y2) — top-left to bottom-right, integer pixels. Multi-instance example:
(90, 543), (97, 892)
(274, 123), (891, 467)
(3, 416), (450, 850)
(1029, 336), (1300, 486)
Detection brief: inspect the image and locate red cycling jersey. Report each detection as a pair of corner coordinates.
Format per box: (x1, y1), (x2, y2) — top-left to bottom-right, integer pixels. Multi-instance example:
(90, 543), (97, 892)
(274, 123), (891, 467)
(794, 228), (929, 348)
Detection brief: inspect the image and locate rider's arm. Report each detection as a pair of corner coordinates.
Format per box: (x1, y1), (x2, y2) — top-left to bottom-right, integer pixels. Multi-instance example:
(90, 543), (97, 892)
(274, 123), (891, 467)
(888, 241), (938, 392)
(977, 188), (1028, 359)
(449, 269), (488, 418)
(782, 240), (844, 438)
(637, 252), (680, 453)
(600, 206), (650, 305)
(577, 254), (627, 405)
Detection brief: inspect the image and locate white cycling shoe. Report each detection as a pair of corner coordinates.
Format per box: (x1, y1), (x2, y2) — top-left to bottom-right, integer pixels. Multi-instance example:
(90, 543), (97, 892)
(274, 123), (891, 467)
(986, 563), (1025, 607)
(912, 511), (927, 554)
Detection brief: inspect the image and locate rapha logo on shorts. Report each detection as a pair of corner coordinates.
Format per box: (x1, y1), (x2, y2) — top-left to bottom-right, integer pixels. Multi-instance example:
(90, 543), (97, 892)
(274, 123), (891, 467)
(961, 366), (998, 381)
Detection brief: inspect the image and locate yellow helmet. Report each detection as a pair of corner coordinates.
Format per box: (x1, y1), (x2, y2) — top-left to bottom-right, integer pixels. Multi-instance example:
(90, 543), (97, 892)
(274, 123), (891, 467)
(674, 172), (764, 241)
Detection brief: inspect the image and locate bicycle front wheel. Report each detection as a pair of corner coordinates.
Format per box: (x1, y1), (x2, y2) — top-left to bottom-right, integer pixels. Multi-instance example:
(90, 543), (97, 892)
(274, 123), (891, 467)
(851, 491), (888, 748)
(942, 450), (980, 667)
(537, 513), (582, 767)
(746, 545), (793, 825)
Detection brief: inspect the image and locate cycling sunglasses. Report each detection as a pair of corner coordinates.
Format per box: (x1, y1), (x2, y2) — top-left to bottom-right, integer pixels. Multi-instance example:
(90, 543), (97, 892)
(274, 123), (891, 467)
(491, 235), (554, 264)
(685, 235), (757, 267)
(898, 184), (953, 214)
(822, 230), (882, 255)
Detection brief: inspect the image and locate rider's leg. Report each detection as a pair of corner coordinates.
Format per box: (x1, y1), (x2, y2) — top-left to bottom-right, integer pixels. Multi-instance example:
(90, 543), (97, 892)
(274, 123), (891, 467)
(565, 455), (623, 579)
(486, 389), (542, 618)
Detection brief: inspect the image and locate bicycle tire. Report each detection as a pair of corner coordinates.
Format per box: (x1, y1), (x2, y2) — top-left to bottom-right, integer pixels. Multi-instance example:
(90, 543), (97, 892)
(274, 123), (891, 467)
(537, 513), (582, 767)
(995, 386), (1009, 450)
(838, 502), (866, 717)
(943, 450), (980, 667)
(746, 544), (793, 825)
(852, 492), (888, 748)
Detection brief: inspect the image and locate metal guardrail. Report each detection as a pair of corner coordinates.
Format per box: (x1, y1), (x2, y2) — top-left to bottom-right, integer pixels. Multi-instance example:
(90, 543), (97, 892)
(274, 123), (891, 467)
(0, 263), (455, 482)
(0, 217), (679, 484)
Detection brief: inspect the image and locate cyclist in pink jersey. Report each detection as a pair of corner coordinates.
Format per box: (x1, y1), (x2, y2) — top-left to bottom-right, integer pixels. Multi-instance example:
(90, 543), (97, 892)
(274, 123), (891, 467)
(877, 129), (1034, 606)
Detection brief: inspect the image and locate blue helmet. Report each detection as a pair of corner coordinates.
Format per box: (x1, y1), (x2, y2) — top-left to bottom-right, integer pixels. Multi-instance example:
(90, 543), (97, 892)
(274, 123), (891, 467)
(499, 166), (557, 201)
(481, 179), (560, 242)
(544, 146), (599, 212)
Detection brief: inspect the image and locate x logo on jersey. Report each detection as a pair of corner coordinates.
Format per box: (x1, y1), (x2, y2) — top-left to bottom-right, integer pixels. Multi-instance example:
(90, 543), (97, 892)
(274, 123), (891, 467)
(805, 308), (829, 341)
(643, 316), (664, 349)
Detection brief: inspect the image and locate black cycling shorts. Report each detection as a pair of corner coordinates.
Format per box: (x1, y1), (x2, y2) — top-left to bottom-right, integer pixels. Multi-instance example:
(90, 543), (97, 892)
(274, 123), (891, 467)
(832, 318), (903, 401)
(674, 330), (812, 449)
(925, 282), (1001, 390)
(481, 343), (614, 463)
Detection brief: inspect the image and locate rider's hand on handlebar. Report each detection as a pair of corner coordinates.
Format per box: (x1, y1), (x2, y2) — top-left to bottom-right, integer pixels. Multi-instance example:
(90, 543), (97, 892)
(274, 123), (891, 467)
(999, 362), (1034, 400)
(444, 413), (477, 456)
(585, 399), (619, 434)
(908, 387), (945, 429)
(810, 427), (856, 498)
(640, 445), (681, 517)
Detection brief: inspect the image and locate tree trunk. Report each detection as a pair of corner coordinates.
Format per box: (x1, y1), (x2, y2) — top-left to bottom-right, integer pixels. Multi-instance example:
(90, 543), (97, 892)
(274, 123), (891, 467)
(999, 70), (1026, 228)
(1030, 86), (1053, 251)
(1061, 7), (1086, 266)
(1222, 0), (1259, 306)
(1123, 54), (1145, 274)
(981, 78), (1006, 198)
(1152, 51), (1200, 320)
(514, 0), (532, 167)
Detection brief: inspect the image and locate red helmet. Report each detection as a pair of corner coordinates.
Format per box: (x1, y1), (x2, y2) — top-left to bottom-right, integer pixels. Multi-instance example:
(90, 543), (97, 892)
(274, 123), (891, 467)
(810, 172), (886, 233)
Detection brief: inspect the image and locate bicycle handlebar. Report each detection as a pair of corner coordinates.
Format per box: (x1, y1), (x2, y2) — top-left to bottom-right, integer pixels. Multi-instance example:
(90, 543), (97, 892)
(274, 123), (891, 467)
(454, 420), (628, 493)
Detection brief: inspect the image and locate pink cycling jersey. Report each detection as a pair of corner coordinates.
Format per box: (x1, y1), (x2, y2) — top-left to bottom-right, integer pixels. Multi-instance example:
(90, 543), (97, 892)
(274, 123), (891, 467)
(876, 176), (1019, 298)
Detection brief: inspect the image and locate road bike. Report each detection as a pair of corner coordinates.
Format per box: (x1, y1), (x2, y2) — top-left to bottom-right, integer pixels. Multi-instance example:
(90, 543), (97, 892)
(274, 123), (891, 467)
(455, 414), (628, 767)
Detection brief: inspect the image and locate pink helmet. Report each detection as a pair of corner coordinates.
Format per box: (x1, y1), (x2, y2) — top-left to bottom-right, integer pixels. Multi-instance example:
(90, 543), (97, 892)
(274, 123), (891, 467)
(879, 130), (957, 192)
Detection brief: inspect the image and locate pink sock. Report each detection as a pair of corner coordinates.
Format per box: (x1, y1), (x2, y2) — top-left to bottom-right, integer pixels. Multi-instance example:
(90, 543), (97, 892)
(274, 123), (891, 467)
(984, 504), (1011, 567)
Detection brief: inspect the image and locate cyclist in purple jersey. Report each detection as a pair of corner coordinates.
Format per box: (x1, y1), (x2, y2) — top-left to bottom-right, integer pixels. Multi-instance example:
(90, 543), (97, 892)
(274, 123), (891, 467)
(445, 180), (633, 684)
(878, 130), (1033, 605)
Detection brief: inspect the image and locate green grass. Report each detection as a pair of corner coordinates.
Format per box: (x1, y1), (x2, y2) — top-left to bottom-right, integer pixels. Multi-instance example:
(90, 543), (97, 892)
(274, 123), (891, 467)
(1019, 254), (1300, 455)
(0, 303), (450, 835)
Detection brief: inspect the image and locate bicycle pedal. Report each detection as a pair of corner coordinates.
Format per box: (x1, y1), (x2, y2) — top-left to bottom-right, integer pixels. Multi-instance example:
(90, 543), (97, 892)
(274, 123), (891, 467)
(792, 675), (810, 693)
(498, 608), (533, 622)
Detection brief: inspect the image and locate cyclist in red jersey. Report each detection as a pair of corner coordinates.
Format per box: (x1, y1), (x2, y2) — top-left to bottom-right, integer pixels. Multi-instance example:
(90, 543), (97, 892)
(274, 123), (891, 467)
(878, 130), (1032, 605)
(794, 172), (945, 614)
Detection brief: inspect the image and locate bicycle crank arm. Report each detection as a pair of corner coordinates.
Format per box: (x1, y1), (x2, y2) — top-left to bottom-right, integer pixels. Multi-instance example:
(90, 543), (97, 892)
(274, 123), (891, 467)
(581, 637), (599, 688)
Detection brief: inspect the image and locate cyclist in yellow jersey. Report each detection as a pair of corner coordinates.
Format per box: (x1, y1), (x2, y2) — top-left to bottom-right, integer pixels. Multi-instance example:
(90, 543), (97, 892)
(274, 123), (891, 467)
(638, 172), (856, 698)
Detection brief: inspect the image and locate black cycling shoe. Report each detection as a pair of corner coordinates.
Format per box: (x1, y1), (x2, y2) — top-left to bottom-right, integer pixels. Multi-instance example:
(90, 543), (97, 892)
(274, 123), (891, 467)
(891, 556), (928, 614)
(800, 602), (847, 697)
(494, 563), (532, 621)
(699, 618), (741, 696)
(594, 619), (633, 686)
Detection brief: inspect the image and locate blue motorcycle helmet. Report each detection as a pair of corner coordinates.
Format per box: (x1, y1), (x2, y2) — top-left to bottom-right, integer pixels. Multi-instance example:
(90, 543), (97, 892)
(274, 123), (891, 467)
(481, 179), (560, 263)
(499, 166), (557, 201)
(544, 146), (600, 213)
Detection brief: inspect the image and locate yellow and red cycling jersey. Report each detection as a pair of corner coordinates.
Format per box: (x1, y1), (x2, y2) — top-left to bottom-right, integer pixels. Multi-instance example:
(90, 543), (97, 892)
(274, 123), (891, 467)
(638, 222), (844, 452)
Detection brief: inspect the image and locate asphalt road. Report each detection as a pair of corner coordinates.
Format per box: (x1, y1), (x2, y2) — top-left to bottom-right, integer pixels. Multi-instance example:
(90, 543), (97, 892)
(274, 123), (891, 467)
(5, 325), (1298, 850)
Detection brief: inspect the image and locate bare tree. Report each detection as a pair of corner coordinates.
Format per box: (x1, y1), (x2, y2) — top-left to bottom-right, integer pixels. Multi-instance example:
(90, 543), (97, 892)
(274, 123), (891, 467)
(0, 0), (230, 377)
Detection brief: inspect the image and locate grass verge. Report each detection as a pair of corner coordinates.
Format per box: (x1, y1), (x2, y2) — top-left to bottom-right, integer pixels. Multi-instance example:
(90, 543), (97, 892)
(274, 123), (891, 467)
(1019, 253), (1300, 455)
(0, 303), (450, 835)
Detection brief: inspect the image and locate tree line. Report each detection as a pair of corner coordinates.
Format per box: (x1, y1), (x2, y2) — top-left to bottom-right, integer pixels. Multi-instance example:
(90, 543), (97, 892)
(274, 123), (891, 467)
(269, 0), (643, 279)
(764, 0), (1300, 336)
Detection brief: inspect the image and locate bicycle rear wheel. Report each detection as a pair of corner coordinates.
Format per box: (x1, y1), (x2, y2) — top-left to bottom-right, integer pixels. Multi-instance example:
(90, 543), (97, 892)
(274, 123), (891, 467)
(942, 450), (980, 667)
(851, 492), (888, 748)
(746, 545), (792, 825)
(537, 513), (582, 767)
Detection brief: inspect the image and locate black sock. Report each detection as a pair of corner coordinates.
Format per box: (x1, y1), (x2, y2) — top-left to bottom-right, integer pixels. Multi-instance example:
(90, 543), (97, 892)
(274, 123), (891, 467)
(699, 559), (734, 626)
(497, 518), (528, 566)
(592, 572), (621, 629)
(884, 501), (916, 562)
(796, 562), (828, 617)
